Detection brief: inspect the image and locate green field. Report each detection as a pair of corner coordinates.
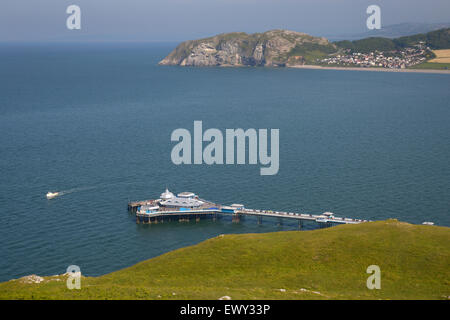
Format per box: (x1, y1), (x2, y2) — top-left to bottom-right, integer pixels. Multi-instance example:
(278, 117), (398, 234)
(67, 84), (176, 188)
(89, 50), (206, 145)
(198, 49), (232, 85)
(0, 220), (449, 300)
(410, 62), (450, 70)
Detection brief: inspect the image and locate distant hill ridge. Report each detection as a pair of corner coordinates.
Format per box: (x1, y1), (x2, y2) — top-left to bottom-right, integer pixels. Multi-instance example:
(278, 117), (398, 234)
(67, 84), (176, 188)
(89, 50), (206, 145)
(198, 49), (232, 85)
(159, 28), (450, 67)
(335, 27), (450, 53)
(333, 22), (450, 41)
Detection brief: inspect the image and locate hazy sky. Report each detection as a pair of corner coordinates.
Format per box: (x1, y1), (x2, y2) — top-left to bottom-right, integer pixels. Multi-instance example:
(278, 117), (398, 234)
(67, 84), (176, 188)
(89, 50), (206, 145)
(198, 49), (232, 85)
(1, 0), (449, 42)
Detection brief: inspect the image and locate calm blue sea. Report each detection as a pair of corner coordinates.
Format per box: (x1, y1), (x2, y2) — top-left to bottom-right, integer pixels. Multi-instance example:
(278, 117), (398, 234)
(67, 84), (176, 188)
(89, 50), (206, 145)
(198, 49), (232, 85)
(0, 43), (449, 282)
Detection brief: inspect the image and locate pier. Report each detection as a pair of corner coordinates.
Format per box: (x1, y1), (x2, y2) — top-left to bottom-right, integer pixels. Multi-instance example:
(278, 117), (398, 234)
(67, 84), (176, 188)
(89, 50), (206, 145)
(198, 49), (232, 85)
(236, 208), (367, 225)
(132, 206), (369, 227)
(128, 189), (370, 228)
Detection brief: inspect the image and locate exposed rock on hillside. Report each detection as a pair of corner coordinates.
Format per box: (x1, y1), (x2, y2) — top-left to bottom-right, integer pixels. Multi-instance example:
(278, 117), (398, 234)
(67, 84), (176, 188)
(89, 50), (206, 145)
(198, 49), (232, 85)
(159, 30), (337, 67)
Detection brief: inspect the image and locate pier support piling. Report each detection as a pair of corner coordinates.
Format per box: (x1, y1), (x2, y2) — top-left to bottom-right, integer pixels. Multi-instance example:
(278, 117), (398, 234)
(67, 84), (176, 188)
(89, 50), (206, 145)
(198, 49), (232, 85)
(257, 216), (262, 225)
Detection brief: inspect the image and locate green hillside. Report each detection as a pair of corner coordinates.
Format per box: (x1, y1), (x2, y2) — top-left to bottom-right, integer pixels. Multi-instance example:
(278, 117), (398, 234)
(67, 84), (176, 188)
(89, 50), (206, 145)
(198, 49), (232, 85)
(1, 220), (449, 300)
(335, 28), (450, 53)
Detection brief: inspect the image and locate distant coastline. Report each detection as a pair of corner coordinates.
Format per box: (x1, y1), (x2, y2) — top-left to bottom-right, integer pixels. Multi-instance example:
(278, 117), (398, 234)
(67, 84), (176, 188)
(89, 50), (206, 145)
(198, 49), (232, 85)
(159, 28), (450, 72)
(290, 65), (450, 74)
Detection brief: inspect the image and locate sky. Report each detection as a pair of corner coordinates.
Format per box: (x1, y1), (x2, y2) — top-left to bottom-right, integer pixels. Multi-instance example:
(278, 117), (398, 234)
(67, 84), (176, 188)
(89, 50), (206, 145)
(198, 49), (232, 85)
(1, 0), (449, 42)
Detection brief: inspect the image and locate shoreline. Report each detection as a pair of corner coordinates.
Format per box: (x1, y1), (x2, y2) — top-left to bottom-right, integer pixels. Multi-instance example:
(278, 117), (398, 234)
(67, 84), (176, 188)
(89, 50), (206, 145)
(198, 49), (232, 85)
(289, 65), (450, 74)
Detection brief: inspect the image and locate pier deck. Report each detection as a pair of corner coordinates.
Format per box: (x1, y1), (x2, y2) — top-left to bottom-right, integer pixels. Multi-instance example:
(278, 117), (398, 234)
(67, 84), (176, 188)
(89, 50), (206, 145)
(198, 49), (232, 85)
(129, 199), (369, 226)
(236, 208), (368, 224)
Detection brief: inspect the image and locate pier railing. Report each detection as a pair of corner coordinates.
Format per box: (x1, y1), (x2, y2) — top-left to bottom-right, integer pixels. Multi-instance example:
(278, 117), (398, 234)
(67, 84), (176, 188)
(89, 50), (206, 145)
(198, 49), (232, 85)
(129, 200), (370, 226)
(235, 208), (369, 224)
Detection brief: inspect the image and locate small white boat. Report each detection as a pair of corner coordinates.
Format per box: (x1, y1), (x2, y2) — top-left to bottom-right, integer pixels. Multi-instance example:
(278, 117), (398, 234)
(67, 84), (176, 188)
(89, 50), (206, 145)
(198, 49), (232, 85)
(46, 192), (59, 199)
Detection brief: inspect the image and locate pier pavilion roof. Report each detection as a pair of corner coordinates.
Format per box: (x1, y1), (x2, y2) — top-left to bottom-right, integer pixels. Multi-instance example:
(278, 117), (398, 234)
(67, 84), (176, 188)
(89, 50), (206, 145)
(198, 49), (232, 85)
(160, 188), (174, 200)
(177, 192), (196, 198)
(160, 197), (204, 208)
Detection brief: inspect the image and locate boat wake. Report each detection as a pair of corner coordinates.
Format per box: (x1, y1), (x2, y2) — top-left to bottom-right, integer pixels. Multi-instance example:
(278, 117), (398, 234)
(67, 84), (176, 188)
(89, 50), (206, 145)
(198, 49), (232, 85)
(45, 180), (135, 200)
(58, 186), (98, 196)
(46, 186), (97, 199)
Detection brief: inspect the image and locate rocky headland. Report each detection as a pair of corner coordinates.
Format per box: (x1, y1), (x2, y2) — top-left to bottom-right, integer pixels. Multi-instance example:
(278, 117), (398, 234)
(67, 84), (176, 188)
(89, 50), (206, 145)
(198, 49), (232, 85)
(159, 29), (336, 67)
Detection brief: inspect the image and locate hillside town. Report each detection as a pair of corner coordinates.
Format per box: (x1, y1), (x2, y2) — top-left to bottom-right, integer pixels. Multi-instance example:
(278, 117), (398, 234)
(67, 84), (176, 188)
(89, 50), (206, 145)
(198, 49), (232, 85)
(318, 42), (431, 69)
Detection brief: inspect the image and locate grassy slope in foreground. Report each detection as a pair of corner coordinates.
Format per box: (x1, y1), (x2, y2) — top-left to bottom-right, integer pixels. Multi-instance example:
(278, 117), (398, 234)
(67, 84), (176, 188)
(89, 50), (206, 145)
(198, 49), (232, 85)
(1, 220), (449, 300)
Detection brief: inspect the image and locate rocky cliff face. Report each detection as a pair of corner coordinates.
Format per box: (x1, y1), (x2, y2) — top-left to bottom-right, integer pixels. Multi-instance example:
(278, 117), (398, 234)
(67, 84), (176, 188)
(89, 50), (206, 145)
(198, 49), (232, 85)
(159, 30), (337, 67)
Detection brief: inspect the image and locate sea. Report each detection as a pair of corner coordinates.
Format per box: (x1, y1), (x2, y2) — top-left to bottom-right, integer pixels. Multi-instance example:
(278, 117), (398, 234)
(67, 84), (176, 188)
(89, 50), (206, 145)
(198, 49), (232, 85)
(0, 42), (449, 282)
